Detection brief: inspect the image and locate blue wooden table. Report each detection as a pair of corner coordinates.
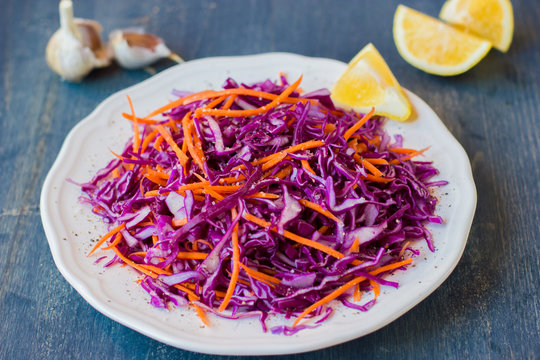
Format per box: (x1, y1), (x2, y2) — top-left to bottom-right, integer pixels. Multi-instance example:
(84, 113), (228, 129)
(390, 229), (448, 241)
(1, 0), (538, 358)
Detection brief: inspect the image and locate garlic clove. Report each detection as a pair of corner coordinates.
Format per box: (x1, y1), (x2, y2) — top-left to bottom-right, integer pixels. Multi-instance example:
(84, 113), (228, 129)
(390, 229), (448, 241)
(109, 28), (183, 69)
(46, 0), (111, 82)
(74, 19), (110, 68)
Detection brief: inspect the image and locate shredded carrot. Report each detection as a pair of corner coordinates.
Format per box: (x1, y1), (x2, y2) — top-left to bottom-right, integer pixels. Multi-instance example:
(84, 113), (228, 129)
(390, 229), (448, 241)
(140, 128), (158, 153)
(122, 113), (160, 125)
(155, 124), (189, 167)
(193, 239), (214, 250)
(389, 147), (417, 154)
(144, 173), (168, 186)
(242, 212), (345, 259)
(353, 283), (362, 302)
(239, 263), (281, 285)
(292, 258), (413, 327)
(301, 159), (316, 175)
(361, 174), (394, 183)
(194, 76), (303, 118)
(370, 279), (380, 299)
(350, 237), (360, 253)
(172, 218), (188, 227)
(145, 167), (170, 180)
(127, 95), (140, 153)
(176, 252), (208, 260)
(361, 158), (384, 177)
(189, 294), (210, 326)
(246, 192), (280, 200)
(318, 225), (329, 234)
(389, 147), (430, 165)
(102, 232), (123, 250)
(253, 140), (325, 167)
(111, 168), (120, 178)
(218, 208), (240, 312)
(181, 112), (206, 173)
(222, 94), (237, 110)
(203, 95), (228, 111)
(363, 157), (388, 165)
(154, 135), (166, 151)
(399, 241), (412, 258)
(298, 199), (341, 223)
(144, 82), (317, 120)
(343, 107), (375, 141)
(88, 223), (126, 256)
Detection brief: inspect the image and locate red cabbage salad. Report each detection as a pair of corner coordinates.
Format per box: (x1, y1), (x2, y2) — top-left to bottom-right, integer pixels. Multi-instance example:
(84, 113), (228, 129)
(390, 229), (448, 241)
(79, 74), (447, 334)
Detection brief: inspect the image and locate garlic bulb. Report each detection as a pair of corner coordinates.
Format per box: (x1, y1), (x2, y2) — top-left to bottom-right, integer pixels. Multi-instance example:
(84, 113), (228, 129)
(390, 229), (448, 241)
(109, 29), (183, 69)
(46, 0), (111, 82)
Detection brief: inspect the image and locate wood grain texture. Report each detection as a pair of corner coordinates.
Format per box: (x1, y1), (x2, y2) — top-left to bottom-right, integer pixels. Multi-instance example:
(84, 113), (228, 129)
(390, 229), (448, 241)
(0, 0), (538, 359)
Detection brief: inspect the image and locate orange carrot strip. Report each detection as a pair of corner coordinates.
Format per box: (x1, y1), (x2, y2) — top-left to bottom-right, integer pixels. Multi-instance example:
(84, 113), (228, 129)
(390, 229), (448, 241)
(318, 225), (329, 234)
(204, 188), (225, 201)
(239, 263), (281, 285)
(144, 90), (218, 119)
(242, 212), (345, 259)
(247, 192), (280, 200)
(353, 284), (362, 302)
(127, 95), (140, 153)
(399, 241), (412, 258)
(189, 294), (210, 326)
(219, 174), (247, 184)
(144, 87), (317, 120)
(145, 167), (170, 180)
(176, 252), (209, 260)
(361, 174), (395, 183)
(389, 147), (418, 154)
(252, 140), (325, 167)
(88, 223), (126, 256)
(172, 218), (188, 227)
(370, 279), (380, 299)
(193, 239), (214, 250)
(389, 147), (430, 165)
(343, 107), (375, 141)
(361, 159), (384, 177)
(140, 128), (158, 153)
(112, 248), (199, 299)
(102, 232), (123, 250)
(122, 113), (160, 125)
(144, 173), (168, 186)
(301, 160), (316, 175)
(155, 124), (189, 167)
(363, 158), (388, 165)
(350, 237), (360, 253)
(298, 199), (341, 223)
(154, 135), (165, 151)
(222, 94), (237, 110)
(111, 168), (120, 178)
(182, 112), (206, 172)
(292, 258), (413, 327)
(203, 95), (228, 110)
(136, 263), (199, 299)
(261, 152), (288, 172)
(219, 208), (240, 312)
(195, 76), (303, 118)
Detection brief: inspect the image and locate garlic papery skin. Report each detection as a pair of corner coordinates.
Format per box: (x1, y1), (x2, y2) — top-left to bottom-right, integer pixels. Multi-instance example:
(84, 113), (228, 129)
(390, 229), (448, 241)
(109, 29), (182, 69)
(46, 0), (111, 82)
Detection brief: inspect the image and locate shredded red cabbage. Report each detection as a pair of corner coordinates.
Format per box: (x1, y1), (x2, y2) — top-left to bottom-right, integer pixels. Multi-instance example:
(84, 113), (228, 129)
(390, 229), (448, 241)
(79, 75), (446, 334)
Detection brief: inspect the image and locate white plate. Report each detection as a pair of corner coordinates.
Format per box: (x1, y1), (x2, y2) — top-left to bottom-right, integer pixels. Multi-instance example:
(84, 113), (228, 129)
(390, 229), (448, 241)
(40, 53), (476, 355)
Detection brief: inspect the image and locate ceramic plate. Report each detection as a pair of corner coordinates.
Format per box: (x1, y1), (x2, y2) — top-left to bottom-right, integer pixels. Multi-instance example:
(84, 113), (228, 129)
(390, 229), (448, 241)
(40, 53), (476, 355)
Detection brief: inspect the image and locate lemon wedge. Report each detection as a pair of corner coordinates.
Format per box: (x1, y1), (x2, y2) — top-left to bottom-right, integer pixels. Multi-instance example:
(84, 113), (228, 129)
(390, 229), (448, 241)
(440, 0), (513, 52)
(393, 5), (492, 76)
(331, 43), (411, 121)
